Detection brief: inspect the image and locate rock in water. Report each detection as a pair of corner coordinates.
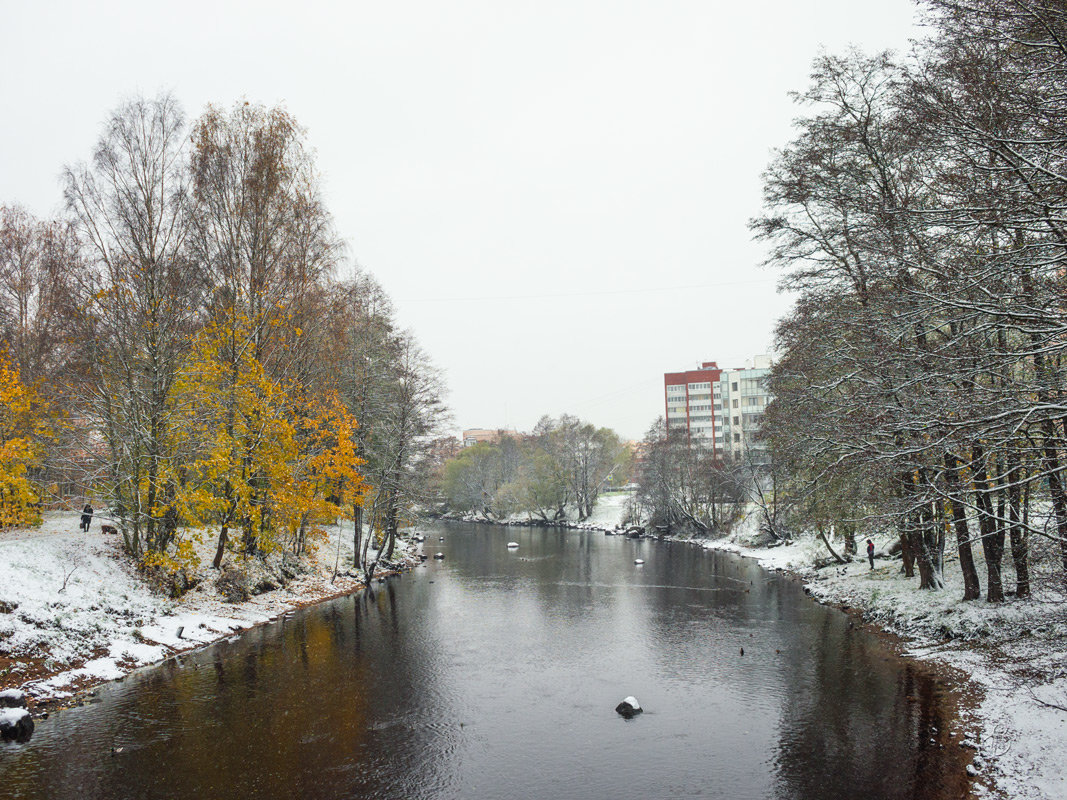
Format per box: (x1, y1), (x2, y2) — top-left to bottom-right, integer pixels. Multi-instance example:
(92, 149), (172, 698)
(433, 552), (445, 560)
(507, 542), (519, 549)
(634, 559), (645, 565)
(615, 696), (642, 718)
(0, 708), (34, 742)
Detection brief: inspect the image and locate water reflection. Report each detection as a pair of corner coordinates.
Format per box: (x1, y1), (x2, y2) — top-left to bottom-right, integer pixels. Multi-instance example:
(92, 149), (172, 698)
(0, 523), (964, 800)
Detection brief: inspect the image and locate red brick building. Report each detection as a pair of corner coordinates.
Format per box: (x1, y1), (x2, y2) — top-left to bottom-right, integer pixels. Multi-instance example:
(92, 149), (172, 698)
(663, 361), (722, 450)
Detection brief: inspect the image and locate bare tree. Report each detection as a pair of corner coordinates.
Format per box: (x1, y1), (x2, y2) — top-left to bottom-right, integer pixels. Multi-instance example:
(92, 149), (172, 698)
(64, 94), (195, 556)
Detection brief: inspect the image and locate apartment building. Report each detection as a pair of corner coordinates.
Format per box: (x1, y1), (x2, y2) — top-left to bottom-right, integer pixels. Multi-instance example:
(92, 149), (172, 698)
(663, 355), (773, 462)
(664, 361), (722, 447)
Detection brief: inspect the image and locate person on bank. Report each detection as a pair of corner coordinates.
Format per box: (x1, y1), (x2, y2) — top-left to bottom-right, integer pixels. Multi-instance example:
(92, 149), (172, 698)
(866, 539), (875, 570)
(80, 502), (93, 532)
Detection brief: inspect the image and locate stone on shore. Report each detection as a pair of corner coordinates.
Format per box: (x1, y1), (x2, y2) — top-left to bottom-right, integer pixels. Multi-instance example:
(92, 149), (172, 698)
(0, 689), (27, 708)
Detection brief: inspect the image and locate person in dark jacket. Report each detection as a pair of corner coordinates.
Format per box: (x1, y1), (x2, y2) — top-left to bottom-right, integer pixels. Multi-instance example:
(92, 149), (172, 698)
(80, 502), (94, 532)
(866, 539), (875, 570)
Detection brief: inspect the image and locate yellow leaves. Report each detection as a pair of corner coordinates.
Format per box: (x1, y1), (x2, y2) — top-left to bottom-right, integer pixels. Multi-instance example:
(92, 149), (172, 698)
(141, 537), (199, 574)
(169, 316), (368, 554)
(0, 349), (48, 529)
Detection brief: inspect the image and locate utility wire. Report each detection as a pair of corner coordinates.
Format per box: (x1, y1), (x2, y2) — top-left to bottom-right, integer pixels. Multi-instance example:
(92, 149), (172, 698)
(398, 277), (775, 304)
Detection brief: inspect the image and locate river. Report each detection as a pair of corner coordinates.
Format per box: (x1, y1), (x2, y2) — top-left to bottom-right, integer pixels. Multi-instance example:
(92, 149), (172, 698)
(0, 522), (968, 799)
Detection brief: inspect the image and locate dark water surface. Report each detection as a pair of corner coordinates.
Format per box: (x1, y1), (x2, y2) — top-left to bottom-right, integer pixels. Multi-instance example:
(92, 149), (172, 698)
(1, 524), (966, 800)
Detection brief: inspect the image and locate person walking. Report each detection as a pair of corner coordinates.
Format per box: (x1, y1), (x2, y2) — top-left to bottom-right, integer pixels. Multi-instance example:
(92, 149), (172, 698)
(866, 539), (875, 570)
(80, 502), (94, 532)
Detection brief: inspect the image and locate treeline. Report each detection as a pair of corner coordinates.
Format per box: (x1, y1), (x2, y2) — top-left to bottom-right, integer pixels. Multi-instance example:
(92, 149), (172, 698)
(632, 419), (752, 535)
(0, 95), (446, 580)
(440, 415), (628, 521)
(755, 0), (1067, 600)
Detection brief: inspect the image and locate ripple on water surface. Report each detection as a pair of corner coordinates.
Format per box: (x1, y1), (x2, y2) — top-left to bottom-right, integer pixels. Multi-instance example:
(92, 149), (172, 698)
(0, 523), (968, 800)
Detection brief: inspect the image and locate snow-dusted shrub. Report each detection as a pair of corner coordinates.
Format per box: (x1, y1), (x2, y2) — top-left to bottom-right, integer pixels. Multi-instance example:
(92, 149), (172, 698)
(215, 564), (251, 603)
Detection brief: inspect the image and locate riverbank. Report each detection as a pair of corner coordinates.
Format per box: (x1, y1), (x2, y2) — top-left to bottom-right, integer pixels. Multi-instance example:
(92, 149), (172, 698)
(437, 490), (634, 533)
(0, 513), (418, 715)
(688, 518), (1067, 800)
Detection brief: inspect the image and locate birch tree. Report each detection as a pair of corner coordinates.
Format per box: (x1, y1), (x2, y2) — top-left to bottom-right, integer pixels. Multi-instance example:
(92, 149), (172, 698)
(64, 94), (195, 556)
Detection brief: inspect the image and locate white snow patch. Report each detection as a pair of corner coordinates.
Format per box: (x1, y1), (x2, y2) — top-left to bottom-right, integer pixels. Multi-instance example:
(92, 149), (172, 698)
(584, 492), (631, 528)
(0, 707), (30, 726)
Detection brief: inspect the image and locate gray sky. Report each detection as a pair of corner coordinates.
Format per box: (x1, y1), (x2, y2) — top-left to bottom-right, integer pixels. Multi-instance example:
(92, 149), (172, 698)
(1, 0), (923, 440)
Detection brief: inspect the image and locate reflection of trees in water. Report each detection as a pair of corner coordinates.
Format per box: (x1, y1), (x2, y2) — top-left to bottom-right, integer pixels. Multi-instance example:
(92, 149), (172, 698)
(772, 610), (954, 800)
(4, 525), (966, 800)
(3, 578), (455, 800)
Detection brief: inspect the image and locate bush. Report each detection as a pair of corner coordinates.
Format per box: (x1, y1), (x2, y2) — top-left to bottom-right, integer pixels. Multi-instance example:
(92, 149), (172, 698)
(139, 550), (199, 598)
(215, 564), (251, 603)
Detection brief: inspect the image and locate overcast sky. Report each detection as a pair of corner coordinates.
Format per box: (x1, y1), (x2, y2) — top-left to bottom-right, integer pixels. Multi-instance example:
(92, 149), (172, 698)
(1, 0), (924, 440)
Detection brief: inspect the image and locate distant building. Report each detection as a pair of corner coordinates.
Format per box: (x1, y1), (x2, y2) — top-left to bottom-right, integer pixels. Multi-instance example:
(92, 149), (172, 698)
(663, 355), (773, 462)
(664, 361), (722, 448)
(462, 428), (504, 448)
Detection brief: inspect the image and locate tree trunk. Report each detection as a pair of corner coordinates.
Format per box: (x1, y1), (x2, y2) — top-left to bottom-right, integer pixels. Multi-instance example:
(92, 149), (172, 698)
(352, 503), (363, 570)
(972, 445), (1004, 602)
(910, 500), (944, 590)
(899, 525), (915, 577)
(1006, 455), (1030, 599)
(385, 490), (398, 560)
(945, 454), (981, 601)
(212, 525), (229, 570)
(817, 528), (847, 564)
(1041, 425), (1067, 574)
(842, 523), (857, 557)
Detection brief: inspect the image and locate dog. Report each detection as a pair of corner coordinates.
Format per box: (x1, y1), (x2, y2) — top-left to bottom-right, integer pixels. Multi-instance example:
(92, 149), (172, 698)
(101, 524), (118, 535)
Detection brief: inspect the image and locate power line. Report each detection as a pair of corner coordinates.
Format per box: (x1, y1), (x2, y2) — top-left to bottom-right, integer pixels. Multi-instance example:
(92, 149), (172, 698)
(398, 277), (776, 304)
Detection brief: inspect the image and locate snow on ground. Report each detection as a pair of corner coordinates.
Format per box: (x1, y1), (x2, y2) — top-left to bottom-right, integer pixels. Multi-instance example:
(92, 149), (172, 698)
(690, 510), (1067, 800)
(453, 490), (633, 529)
(0, 513), (415, 704)
(583, 491), (632, 528)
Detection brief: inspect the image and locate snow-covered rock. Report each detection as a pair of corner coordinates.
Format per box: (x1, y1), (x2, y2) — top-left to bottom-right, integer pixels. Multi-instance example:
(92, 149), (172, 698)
(0, 707), (33, 741)
(633, 559), (644, 565)
(0, 688), (26, 708)
(507, 542), (519, 549)
(615, 696), (642, 718)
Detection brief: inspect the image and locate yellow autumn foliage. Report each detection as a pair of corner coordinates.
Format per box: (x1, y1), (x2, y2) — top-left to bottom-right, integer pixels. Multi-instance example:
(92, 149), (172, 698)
(172, 315), (367, 561)
(0, 350), (48, 529)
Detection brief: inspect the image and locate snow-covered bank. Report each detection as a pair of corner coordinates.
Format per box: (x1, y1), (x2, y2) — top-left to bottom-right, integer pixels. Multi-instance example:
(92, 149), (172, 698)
(0, 513), (417, 709)
(689, 516), (1067, 800)
(439, 490), (634, 532)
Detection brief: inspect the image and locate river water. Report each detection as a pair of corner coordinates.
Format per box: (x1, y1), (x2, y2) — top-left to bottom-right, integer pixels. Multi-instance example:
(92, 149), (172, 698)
(0, 523), (967, 800)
